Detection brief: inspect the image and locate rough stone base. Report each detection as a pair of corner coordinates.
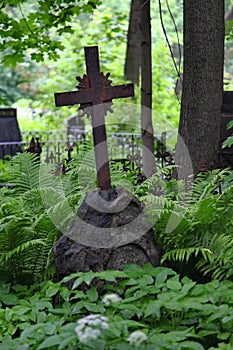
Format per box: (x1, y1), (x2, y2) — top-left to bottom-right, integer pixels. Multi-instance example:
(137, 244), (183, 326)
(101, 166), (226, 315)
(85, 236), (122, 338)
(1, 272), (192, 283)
(54, 188), (162, 286)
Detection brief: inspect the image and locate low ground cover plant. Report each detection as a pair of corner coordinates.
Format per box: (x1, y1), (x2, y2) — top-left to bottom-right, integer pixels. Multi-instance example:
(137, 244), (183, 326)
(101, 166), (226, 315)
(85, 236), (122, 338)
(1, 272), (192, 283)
(0, 264), (233, 349)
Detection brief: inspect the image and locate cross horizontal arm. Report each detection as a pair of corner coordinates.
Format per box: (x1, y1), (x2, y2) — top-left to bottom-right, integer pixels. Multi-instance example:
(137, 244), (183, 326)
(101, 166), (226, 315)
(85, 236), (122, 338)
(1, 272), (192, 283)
(54, 90), (93, 107)
(104, 84), (134, 101)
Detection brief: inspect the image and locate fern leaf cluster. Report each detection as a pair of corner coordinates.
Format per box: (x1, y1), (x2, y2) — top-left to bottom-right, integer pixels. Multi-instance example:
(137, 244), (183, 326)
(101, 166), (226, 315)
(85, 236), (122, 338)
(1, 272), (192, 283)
(0, 153), (85, 284)
(143, 168), (233, 281)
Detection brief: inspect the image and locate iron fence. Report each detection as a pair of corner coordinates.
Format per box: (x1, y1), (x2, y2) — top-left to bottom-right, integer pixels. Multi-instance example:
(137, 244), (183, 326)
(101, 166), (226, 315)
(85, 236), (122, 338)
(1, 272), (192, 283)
(0, 130), (174, 185)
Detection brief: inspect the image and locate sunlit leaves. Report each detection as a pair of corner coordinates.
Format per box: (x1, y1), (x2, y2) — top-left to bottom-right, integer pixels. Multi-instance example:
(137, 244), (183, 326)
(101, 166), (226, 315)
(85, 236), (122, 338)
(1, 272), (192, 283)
(0, 0), (102, 66)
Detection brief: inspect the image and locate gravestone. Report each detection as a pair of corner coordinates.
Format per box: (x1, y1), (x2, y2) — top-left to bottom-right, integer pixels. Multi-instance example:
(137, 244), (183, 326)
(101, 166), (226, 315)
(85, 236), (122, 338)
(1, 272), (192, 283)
(0, 108), (22, 159)
(66, 113), (85, 141)
(53, 47), (161, 285)
(220, 91), (233, 168)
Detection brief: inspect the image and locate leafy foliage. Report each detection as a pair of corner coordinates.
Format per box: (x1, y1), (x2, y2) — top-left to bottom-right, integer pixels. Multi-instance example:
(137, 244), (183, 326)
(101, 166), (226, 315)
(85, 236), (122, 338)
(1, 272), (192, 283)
(0, 146), (137, 284)
(0, 264), (233, 349)
(141, 169), (233, 281)
(0, 0), (101, 66)
(0, 151), (92, 284)
(222, 120), (233, 149)
(1, 151), (233, 284)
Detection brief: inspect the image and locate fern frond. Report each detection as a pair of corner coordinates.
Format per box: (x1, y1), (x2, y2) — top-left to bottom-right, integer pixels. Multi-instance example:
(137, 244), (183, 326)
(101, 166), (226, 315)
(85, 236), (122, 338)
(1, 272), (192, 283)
(161, 247), (213, 264)
(10, 152), (41, 193)
(0, 239), (45, 263)
(191, 168), (229, 201)
(31, 213), (61, 280)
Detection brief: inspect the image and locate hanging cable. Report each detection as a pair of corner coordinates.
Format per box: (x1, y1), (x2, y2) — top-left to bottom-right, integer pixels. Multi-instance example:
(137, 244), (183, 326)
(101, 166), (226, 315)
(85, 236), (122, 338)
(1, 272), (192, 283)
(165, 0), (182, 76)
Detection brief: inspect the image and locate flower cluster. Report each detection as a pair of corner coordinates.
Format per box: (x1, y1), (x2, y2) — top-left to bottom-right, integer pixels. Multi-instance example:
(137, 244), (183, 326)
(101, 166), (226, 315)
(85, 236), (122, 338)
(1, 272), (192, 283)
(102, 293), (122, 306)
(127, 330), (147, 346)
(75, 314), (109, 343)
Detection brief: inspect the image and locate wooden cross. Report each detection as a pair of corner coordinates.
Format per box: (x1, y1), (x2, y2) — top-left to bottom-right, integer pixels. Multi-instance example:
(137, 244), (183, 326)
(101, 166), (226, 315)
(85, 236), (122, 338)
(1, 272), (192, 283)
(54, 46), (134, 190)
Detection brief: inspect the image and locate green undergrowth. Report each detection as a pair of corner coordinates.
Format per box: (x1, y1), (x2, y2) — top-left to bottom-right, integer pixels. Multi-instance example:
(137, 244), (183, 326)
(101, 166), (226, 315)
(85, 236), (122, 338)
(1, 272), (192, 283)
(0, 264), (233, 350)
(1, 152), (233, 285)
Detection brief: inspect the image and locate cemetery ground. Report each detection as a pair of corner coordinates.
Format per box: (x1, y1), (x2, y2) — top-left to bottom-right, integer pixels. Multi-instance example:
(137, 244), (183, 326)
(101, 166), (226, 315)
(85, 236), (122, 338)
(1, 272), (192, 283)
(0, 148), (233, 349)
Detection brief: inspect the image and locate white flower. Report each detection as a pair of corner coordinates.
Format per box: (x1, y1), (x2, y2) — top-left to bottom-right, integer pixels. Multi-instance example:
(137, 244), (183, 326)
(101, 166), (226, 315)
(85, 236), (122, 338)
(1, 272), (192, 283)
(75, 326), (101, 343)
(127, 330), (147, 346)
(102, 293), (122, 306)
(75, 314), (109, 343)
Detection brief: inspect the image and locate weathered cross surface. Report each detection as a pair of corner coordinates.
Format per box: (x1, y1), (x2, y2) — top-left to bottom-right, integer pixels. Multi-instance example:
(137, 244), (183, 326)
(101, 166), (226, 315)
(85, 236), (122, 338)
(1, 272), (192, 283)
(54, 46), (134, 190)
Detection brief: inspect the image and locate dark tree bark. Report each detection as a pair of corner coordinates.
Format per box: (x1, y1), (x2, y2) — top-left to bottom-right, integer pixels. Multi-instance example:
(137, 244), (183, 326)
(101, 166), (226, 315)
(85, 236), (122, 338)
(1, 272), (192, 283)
(125, 0), (155, 178)
(175, 0), (224, 179)
(140, 0), (155, 178)
(125, 0), (140, 85)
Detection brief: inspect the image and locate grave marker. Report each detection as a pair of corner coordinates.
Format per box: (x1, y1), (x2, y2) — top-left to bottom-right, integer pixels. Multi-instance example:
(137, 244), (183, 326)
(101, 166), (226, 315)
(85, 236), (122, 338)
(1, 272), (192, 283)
(0, 108), (21, 159)
(54, 46), (134, 190)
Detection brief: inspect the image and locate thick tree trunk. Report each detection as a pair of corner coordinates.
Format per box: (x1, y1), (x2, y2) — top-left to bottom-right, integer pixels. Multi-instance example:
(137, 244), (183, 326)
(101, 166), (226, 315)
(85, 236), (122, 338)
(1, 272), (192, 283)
(140, 0), (155, 178)
(175, 0), (224, 179)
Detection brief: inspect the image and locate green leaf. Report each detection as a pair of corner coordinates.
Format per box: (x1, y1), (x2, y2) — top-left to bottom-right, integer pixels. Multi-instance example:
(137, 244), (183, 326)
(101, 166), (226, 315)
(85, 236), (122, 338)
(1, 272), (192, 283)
(58, 334), (77, 350)
(85, 302), (105, 313)
(138, 274), (154, 286)
(31, 53), (44, 62)
(2, 53), (24, 67)
(37, 334), (65, 349)
(144, 300), (161, 318)
(166, 279), (182, 291)
(86, 287), (98, 302)
(222, 136), (233, 149)
(60, 287), (70, 301)
(206, 304), (229, 322)
(71, 277), (84, 289)
(0, 293), (18, 305)
(156, 269), (168, 283)
(117, 302), (139, 315)
(179, 298), (204, 311)
(12, 305), (31, 316)
(179, 341), (205, 349)
(0, 283), (10, 294)
(12, 284), (28, 293)
(222, 315), (233, 324)
(98, 270), (127, 281)
(180, 283), (197, 298)
(46, 285), (60, 298)
(150, 329), (193, 343)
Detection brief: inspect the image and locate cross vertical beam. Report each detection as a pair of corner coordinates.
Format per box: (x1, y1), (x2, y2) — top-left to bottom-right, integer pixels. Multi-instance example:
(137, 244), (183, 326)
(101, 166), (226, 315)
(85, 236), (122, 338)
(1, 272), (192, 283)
(84, 47), (111, 190)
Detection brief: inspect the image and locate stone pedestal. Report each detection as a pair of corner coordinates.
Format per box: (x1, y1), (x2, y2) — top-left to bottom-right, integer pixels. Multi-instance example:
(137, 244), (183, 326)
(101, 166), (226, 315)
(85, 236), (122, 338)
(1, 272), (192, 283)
(54, 188), (161, 284)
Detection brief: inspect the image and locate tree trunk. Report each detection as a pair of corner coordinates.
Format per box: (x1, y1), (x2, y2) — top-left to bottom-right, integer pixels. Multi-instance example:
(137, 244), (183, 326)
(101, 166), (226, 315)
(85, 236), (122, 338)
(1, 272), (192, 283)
(125, 0), (140, 85)
(175, 0), (224, 179)
(140, 0), (155, 178)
